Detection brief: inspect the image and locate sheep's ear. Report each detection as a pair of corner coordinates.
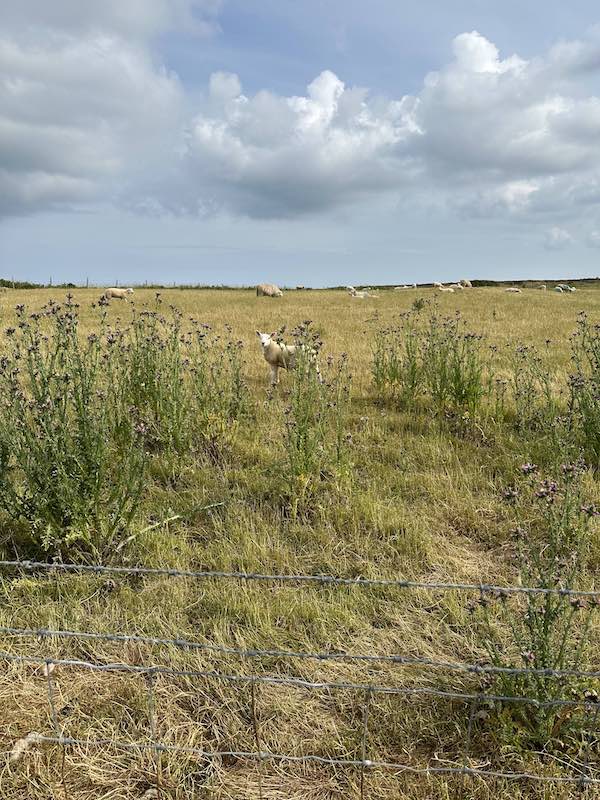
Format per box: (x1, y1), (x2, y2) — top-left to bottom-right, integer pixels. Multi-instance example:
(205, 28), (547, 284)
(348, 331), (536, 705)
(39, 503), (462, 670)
(255, 330), (261, 338)
(270, 332), (277, 338)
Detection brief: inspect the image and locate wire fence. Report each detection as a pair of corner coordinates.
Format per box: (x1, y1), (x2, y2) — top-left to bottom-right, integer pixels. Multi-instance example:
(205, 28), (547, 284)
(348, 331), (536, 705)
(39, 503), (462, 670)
(1, 559), (599, 796)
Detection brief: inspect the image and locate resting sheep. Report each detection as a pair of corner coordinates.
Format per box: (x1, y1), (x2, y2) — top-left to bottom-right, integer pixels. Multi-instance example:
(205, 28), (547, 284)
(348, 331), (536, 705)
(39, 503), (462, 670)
(438, 286), (455, 293)
(347, 286), (377, 298)
(505, 287), (522, 293)
(538, 285), (547, 290)
(257, 283), (283, 297)
(104, 287), (133, 300)
(433, 281), (443, 289)
(256, 331), (321, 386)
(460, 279), (473, 288)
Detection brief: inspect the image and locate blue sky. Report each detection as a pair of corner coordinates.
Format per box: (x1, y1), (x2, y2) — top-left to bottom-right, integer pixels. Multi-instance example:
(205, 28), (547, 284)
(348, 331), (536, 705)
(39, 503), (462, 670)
(2, 1), (600, 286)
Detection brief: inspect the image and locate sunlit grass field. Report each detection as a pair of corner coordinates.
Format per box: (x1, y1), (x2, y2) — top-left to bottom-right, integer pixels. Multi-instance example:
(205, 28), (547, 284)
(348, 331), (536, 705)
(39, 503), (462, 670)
(0, 285), (599, 799)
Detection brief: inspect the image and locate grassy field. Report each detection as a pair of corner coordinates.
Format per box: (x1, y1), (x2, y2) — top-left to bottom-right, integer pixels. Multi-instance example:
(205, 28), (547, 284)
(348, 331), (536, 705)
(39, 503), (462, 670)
(0, 285), (599, 799)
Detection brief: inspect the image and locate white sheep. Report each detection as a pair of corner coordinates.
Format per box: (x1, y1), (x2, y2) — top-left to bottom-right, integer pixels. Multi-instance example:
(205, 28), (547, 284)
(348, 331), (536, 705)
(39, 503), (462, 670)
(438, 286), (455, 293)
(538, 285), (547, 290)
(257, 283), (283, 297)
(256, 331), (322, 386)
(460, 279), (473, 288)
(450, 283), (464, 290)
(347, 286), (377, 298)
(433, 282), (443, 289)
(554, 286), (564, 293)
(505, 287), (522, 293)
(104, 287), (133, 300)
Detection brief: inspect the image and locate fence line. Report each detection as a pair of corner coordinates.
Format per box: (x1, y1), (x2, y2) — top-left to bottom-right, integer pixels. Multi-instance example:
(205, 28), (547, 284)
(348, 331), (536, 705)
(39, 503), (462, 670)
(1, 650), (597, 710)
(2, 562), (599, 790)
(1, 559), (597, 599)
(3, 624), (600, 680)
(27, 735), (600, 786)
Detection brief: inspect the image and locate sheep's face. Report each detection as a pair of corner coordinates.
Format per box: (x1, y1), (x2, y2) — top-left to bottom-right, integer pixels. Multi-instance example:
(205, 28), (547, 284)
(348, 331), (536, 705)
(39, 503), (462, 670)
(256, 331), (277, 349)
(126, 288), (134, 293)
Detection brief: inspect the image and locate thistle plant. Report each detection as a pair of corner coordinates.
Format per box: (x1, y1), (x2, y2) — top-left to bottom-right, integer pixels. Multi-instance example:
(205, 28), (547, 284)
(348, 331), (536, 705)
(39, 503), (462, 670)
(475, 460), (599, 744)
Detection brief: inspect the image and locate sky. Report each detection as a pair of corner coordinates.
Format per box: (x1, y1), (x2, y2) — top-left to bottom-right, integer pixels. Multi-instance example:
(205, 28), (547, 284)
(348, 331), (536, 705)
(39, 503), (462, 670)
(2, 1), (600, 287)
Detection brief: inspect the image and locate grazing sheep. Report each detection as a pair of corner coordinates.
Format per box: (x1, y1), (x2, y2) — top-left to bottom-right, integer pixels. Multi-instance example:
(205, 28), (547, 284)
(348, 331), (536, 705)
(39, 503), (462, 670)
(104, 287), (133, 300)
(257, 283), (283, 297)
(505, 287), (522, 293)
(347, 286), (377, 298)
(460, 279), (473, 288)
(256, 331), (321, 386)
(554, 286), (564, 293)
(438, 286), (455, 293)
(538, 285), (547, 290)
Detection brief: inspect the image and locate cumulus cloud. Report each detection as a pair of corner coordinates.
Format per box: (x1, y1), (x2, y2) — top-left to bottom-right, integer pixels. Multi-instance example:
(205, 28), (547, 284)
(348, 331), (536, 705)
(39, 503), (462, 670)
(544, 226), (573, 250)
(0, 17), (184, 217)
(3, 20), (600, 232)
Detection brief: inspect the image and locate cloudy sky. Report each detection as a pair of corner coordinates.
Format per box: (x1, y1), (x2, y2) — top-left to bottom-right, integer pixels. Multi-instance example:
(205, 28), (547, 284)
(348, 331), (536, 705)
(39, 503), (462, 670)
(2, 1), (600, 286)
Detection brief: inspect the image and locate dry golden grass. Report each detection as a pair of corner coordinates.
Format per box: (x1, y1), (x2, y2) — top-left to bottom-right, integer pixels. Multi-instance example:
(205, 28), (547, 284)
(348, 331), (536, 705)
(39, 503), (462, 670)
(0, 286), (599, 798)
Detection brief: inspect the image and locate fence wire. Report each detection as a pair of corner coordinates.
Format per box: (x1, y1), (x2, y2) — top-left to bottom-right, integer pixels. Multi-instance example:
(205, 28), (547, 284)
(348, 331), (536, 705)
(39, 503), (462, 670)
(1, 558), (599, 792)
(1, 558), (598, 599)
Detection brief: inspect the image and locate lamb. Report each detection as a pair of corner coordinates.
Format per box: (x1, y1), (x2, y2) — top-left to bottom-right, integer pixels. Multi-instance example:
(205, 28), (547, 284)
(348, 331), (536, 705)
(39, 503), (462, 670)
(438, 286), (455, 293)
(505, 287), (522, 293)
(104, 287), (133, 300)
(257, 283), (283, 297)
(460, 279), (473, 288)
(256, 331), (322, 386)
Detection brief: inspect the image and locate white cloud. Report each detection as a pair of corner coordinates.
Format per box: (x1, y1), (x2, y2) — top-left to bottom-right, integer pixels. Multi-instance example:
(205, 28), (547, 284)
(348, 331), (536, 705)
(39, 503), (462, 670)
(0, 31), (183, 217)
(3, 21), (600, 233)
(544, 226), (573, 250)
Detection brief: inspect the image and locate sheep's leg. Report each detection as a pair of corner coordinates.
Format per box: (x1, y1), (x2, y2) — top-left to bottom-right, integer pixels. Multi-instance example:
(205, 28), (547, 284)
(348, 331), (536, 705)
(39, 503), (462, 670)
(270, 365), (279, 386)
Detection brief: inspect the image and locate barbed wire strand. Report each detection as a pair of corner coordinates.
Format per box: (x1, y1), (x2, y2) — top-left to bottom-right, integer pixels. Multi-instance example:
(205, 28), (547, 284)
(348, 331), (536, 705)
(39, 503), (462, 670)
(1, 560), (597, 599)
(1, 650), (596, 711)
(29, 735), (600, 785)
(3, 625), (600, 681)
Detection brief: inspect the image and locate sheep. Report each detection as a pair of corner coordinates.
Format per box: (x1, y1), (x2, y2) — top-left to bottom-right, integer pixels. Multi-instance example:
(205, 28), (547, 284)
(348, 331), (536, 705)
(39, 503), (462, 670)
(104, 287), (133, 300)
(554, 286), (564, 293)
(433, 282), (443, 289)
(450, 283), (464, 290)
(256, 331), (322, 386)
(257, 283), (283, 297)
(460, 279), (473, 288)
(538, 285), (547, 290)
(438, 286), (455, 293)
(505, 287), (522, 293)
(347, 286), (377, 298)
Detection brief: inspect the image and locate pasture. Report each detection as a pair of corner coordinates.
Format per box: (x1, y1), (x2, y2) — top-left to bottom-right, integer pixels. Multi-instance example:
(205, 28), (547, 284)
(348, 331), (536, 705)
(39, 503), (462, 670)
(0, 285), (599, 799)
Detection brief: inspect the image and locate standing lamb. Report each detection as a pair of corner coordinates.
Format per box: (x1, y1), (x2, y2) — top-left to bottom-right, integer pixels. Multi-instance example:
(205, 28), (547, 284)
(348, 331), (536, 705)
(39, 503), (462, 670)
(257, 283), (283, 297)
(104, 287), (133, 300)
(256, 331), (321, 386)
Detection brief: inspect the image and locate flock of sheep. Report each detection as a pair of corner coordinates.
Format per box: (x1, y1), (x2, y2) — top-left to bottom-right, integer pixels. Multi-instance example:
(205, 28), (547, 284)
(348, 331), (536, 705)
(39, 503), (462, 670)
(98, 281), (581, 386)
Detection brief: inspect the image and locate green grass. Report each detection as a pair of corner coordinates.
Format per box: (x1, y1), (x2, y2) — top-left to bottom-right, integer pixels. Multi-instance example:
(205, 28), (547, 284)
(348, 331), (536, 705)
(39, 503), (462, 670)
(0, 286), (599, 799)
